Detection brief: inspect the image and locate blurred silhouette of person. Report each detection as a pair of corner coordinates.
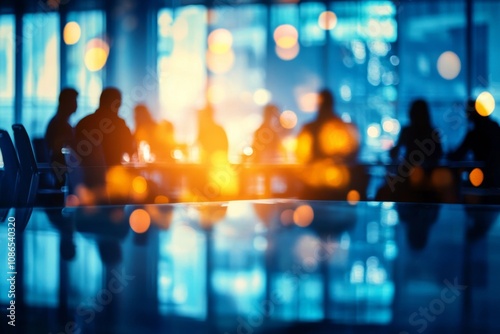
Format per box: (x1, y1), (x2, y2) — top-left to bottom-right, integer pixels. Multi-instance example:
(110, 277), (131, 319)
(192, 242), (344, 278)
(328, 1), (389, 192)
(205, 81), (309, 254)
(296, 89), (359, 164)
(45, 88), (78, 187)
(134, 104), (176, 162)
(75, 87), (136, 167)
(251, 104), (287, 163)
(378, 99), (448, 203)
(449, 99), (500, 189)
(296, 89), (362, 200)
(197, 104), (228, 164)
(390, 99), (443, 164)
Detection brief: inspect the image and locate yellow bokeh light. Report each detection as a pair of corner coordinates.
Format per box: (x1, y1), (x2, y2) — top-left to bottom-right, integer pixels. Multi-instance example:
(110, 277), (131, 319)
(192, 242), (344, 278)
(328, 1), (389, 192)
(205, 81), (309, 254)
(253, 89), (272, 106)
(274, 24), (298, 49)
(280, 110), (298, 129)
(84, 39), (109, 72)
(293, 205), (314, 227)
(275, 44), (299, 61)
(347, 189), (360, 205)
(319, 121), (359, 157)
(132, 176), (148, 194)
(475, 91), (496, 117)
(208, 28), (233, 54)
(206, 49), (235, 74)
(437, 51), (461, 80)
(129, 209), (151, 233)
(63, 21), (81, 45)
(296, 132), (312, 163)
(318, 11), (338, 30)
(469, 168), (484, 187)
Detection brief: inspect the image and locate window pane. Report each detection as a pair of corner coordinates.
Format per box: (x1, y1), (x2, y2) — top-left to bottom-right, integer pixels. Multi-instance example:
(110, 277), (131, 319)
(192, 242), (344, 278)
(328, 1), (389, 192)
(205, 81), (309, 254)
(22, 13), (60, 137)
(65, 10), (106, 125)
(157, 6), (207, 146)
(0, 14), (15, 127)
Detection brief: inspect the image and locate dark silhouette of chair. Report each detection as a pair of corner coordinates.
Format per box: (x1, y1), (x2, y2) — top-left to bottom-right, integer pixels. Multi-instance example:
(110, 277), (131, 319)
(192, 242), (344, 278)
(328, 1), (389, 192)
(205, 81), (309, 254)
(12, 124), (65, 207)
(0, 129), (20, 220)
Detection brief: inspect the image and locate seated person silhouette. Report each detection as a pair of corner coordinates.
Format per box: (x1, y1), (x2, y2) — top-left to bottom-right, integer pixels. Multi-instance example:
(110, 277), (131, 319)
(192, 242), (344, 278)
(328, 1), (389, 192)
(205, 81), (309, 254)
(380, 99), (445, 202)
(192, 105), (235, 201)
(448, 99), (500, 191)
(251, 104), (287, 163)
(45, 88), (78, 187)
(134, 104), (176, 162)
(197, 104), (228, 164)
(73, 88), (136, 203)
(296, 89), (361, 200)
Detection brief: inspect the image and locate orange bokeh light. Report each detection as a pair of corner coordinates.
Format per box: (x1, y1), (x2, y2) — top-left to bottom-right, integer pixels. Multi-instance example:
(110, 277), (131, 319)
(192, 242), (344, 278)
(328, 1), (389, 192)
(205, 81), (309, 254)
(129, 209), (151, 233)
(293, 205), (314, 227)
(469, 168), (484, 187)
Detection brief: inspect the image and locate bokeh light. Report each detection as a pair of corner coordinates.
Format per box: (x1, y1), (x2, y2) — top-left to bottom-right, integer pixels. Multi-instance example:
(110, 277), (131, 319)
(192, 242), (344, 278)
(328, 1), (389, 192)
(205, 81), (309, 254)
(437, 51), (461, 80)
(273, 24), (299, 49)
(207, 84), (226, 105)
(129, 209), (151, 233)
(280, 209), (294, 226)
(84, 38), (109, 72)
(469, 168), (484, 187)
(318, 11), (338, 30)
(475, 91), (496, 117)
(275, 44), (300, 61)
(132, 176), (148, 194)
(347, 190), (360, 205)
(280, 110), (298, 129)
(253, 89), (272, 106)
(63, 21), (81, 45)
(208, 28), (233, 54)
(207, 49), (235, 74)
(367, 124), (381, 138)
(297, 92), (318, 112)
(293, 205), (314, 227)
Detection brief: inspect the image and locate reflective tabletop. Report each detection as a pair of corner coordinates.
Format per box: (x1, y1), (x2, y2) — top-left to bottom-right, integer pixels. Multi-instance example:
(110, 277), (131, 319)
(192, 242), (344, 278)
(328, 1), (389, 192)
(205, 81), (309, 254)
(1, 200), (499, 333)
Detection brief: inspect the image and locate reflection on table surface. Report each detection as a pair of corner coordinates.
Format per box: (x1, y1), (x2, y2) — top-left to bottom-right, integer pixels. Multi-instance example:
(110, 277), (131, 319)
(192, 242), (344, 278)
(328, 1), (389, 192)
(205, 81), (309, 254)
(1, 200), (500, 333)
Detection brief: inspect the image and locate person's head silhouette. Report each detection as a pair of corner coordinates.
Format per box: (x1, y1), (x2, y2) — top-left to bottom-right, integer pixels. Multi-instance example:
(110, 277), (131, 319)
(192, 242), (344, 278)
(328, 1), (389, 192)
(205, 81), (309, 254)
(317, 89), (335, 120)
(99, 87), (122, 114)
(58, 88), (78, 119)
(409, 99), (432, 130)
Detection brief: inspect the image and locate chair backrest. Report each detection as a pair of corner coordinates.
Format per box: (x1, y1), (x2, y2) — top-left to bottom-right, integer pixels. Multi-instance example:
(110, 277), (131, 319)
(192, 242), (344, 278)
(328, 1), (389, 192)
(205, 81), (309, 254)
(12, 124), (39, 206)
(0, 129), (20, 207)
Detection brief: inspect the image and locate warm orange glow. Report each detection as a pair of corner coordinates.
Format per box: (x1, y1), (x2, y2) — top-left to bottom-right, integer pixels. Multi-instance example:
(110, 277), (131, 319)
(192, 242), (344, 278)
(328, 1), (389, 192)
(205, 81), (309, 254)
(325, 165), (350, 187)
(280, 209), (295, 226)
(293, 205), (314, 227)
(409, 166), (425, 186)
(297, 92), (318, 112)
(274, 24), (298, 49)
(129, 209), (151, 233)
(208, 28), (233, 54)
(430, 168), (454, 188)
(476, 91), (496, 117)
(63, 22), (81, 45)
(347, 190), (360, 205)
(65, 194), (80, 207)
(106, 166), (132, 199)
(302, 161), (350, 188)
(469, 168), (484, 187)
(319, 120), (359, 157)
(296, 131), (313, 163)
(280, 110), (298, 129)
(75, 185), (96, 206)
(437, 51), (461, 80)
(275, 44), (299, 61)
(206, 49), (235, 74)
(318, 11), (338, 30)
(132, 176), (148, 194)
(154, 195), (170, 204)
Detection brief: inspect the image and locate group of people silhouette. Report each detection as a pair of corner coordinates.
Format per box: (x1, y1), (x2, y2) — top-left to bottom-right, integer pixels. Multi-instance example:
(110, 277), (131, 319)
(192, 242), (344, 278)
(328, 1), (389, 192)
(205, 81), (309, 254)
(43, 86), (500, 206)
